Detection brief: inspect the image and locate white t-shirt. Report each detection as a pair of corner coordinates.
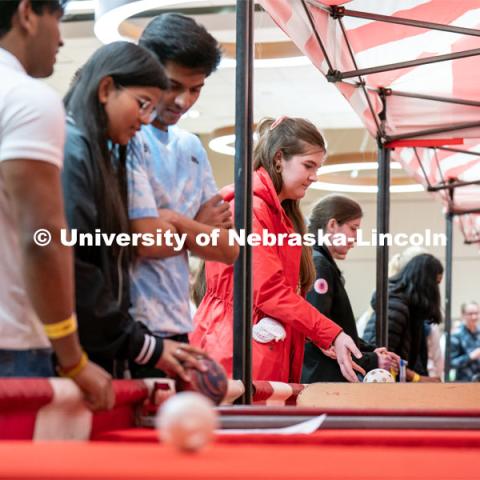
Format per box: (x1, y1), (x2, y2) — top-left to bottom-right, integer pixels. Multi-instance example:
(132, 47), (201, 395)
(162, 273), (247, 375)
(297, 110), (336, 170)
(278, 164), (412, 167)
(0, 48), (65, 349)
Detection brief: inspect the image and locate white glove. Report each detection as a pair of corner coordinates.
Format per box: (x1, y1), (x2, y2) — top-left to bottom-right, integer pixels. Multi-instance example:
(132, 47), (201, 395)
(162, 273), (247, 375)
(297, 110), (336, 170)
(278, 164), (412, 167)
(252, 317), (287, 343)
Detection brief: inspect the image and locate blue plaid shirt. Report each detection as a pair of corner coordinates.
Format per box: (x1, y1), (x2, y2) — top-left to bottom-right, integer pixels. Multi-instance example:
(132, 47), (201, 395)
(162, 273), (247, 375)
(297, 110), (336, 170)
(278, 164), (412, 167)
(450, 324), (480, 381)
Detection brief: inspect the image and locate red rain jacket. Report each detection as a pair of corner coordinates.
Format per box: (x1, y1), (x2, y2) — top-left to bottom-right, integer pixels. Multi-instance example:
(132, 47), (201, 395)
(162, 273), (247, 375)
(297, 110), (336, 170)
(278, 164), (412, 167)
(190, 168), (342, 383)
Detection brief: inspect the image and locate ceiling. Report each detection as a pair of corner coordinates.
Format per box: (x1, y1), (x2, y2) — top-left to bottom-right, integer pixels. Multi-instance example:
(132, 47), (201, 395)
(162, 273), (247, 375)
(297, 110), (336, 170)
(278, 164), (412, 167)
(48, 1), (365, 135)
(45, 0), (430, 200)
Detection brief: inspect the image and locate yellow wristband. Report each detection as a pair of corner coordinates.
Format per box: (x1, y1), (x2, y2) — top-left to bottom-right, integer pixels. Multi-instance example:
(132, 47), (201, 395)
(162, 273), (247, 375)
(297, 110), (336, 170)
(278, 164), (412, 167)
(58, 352), (88, 379)
(412, 373), (421, 383)
(44, 314), (77, 340)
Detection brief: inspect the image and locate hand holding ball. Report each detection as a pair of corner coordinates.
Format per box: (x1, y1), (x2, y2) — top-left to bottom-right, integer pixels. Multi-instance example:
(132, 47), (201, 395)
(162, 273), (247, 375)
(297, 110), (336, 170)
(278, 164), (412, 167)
(176, 355), (228, 405)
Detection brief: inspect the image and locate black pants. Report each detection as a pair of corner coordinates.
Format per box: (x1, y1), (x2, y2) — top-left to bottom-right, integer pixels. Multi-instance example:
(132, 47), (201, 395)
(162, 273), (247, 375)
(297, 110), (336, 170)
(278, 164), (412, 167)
(130, 333), (189, 379)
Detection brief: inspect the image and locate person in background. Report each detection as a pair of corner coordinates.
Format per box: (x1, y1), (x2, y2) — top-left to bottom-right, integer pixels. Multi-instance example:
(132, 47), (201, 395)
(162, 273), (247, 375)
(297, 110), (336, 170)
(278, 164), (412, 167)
(302, 195), (400, 382)
(358, 246), (444, 379)
(0, 0), (113, 410)
(356, 246), (427, 337)
(363, 254), (443, 382)
(450, 301), (480, 382)
(192, 117), (362, 384)
(63, 41), (205, 380)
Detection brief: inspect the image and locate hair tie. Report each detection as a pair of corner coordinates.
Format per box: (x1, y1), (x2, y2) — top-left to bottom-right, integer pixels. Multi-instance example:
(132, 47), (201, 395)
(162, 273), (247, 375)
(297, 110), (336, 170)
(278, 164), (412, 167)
(269, 116), (288, 131)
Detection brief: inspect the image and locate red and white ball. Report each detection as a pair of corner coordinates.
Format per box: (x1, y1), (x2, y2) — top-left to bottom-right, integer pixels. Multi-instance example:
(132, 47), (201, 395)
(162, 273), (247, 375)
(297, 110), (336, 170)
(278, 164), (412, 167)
(155, 392), (218, 452)
(363, 368), (395, 383)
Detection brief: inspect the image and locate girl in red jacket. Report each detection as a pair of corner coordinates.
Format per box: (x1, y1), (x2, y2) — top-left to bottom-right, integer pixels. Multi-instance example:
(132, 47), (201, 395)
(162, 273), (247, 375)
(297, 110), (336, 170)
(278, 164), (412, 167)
(191, 117), (361, 383)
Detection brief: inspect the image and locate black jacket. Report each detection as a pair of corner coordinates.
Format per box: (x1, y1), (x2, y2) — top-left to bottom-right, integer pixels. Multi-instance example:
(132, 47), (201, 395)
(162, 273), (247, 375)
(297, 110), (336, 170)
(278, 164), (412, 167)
(301, 246), (377, 382)
(62, 121), (163, 375)
(363, 284), (426, 372)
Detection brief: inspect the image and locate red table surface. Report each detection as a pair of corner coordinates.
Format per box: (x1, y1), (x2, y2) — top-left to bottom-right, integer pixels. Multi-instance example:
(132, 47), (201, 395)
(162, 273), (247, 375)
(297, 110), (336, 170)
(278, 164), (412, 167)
(0, 430), (479, 480)
(94, 427), (480, 448)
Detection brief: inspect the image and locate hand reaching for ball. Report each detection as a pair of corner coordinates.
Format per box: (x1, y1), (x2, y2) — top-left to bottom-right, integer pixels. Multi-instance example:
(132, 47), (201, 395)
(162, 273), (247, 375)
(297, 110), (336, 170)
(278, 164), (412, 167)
(155, 340), (207, 382)
(332, 332), (364, 382)
(375, 347), (400, 374)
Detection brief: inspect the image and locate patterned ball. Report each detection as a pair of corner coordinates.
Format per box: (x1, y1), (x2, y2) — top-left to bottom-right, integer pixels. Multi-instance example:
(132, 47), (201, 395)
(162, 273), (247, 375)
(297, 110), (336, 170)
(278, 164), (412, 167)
(176, 356), (228, 405)
(363, 368), (395, 383)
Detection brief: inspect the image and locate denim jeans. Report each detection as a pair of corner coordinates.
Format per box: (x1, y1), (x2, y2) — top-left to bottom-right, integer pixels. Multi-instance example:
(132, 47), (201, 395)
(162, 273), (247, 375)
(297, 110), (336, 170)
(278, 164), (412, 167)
(0, 348), (55, 377)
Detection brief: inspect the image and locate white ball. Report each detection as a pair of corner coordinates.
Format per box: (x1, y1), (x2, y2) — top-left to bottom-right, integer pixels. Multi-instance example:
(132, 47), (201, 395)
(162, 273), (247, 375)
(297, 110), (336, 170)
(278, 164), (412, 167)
(155, 392), (218, 452)
(363, 368), (395, 383)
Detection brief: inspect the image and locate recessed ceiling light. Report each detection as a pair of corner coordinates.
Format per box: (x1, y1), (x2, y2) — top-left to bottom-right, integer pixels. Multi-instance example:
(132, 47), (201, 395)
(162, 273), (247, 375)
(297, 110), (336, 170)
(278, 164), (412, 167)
(65, 0), (95, 14)
(310, 181), (424, 194)
(94, 0), (196, 44)
(93, 0), (312, 70)
(311, 161), (424, 193)
(219, 56), (311, 69)
(318, 162), (402, 174)
(209, 134), (236, 156)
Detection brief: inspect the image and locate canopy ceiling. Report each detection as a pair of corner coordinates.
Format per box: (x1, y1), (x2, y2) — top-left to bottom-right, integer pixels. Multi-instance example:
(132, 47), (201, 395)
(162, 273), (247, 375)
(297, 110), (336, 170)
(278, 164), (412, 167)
(260, 0), (480, 243)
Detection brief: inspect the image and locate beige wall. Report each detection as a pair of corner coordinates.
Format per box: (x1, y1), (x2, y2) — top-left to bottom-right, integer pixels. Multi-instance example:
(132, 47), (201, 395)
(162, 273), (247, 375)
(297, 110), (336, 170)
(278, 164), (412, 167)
(325, 194), (480, 321)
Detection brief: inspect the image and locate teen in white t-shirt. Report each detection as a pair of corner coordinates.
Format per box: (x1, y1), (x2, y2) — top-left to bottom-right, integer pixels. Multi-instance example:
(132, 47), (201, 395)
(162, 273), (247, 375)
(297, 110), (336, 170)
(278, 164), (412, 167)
(0, 0), (112, 410)
(0, 48), (64, 352)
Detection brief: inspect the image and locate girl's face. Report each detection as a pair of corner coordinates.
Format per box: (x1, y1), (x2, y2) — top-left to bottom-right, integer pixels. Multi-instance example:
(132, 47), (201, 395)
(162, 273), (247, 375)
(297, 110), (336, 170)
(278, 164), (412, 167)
(100, 81), (163, 145)
(326, 216), (362, 260)
(277, 145), (325, 202)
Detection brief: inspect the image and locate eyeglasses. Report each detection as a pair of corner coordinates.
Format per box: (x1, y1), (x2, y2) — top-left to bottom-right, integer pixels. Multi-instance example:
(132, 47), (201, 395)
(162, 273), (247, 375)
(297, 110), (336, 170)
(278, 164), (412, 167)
(120, 88), (157, 123)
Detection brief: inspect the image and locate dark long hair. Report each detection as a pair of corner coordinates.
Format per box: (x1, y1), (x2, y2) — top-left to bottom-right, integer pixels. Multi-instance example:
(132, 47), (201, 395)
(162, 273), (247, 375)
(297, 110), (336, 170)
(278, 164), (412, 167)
(64, 42), (168, 254)
(253, 117), (326, 293)
(390, 253), (443, 324)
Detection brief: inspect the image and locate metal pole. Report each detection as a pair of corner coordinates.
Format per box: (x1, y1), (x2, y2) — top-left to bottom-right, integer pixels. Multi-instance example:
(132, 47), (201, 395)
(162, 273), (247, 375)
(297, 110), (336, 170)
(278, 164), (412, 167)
(301, 0), (335, 72)
(427, 179), (480, 192)
(444, 211), (454, 382)
(390, 90), (480, 107)
(386, 121), (480, 142)
(233, 0), (253, 404)
(339, 7), (480, 38)
(375, 145), (390, 347)
(338, 48), (480, 80)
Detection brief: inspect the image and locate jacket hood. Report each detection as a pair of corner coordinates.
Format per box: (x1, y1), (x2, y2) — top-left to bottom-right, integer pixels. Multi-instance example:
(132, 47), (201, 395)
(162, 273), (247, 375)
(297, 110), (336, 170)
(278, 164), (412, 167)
(221, 167), (284, 213)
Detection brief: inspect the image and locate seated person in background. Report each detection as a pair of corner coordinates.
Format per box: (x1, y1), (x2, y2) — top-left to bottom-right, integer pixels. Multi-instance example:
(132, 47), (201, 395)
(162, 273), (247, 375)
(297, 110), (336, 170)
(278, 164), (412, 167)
(363, 254), (443, 382)
(302, 195), (399, 383)
(127, 14), (239, 379)
(62, 42), (204, 380)
(0, 0), (112, 410)
(450, 301), (480, 382)
(192, 117), (362, 384)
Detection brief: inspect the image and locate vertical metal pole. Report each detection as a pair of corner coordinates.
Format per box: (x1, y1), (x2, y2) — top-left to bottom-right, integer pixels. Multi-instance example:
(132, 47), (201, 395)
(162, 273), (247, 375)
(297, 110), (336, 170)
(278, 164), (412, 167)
(444, 210), (454, 382)
(375, 145), (390, 348)
(233, 0), (253, 404)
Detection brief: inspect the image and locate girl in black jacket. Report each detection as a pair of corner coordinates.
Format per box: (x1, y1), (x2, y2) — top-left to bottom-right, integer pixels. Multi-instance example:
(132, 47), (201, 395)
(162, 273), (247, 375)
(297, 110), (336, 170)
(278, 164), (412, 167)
(62, 42), (204, 378)
(363, 254), (443, 381)
(302, 195), (399, 382)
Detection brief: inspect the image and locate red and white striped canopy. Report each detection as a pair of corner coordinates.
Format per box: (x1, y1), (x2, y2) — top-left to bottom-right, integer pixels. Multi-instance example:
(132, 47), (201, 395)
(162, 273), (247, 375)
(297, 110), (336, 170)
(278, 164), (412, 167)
(260, 0), (480, 242)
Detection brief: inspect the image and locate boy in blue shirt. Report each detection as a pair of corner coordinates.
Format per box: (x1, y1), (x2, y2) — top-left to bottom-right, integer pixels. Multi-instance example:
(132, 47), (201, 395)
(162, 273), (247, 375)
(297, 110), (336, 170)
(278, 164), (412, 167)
(128, 14), (238, 377)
